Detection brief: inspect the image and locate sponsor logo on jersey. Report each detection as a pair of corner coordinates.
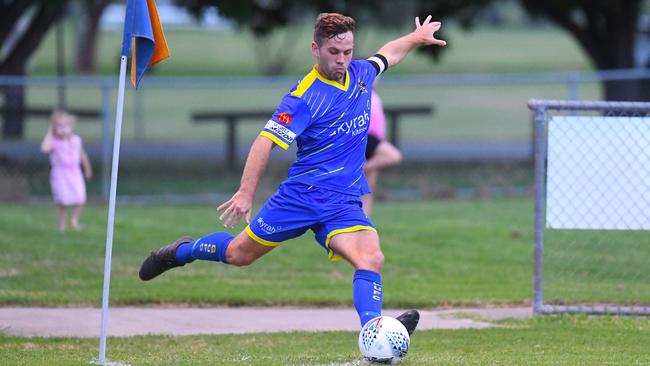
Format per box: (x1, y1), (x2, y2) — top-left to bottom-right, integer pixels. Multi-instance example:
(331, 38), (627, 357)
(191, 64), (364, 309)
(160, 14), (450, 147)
(277, 112), (293, 125)
(336, 109), (370, 137)
(358, 81), (368, 94)
(265, 120), (296, 143)
(257, 217), (281, 234)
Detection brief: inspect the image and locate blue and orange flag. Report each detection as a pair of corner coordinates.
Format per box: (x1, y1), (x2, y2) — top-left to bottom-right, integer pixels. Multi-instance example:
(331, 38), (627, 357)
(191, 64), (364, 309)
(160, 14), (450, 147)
(121, 0), (170, 89)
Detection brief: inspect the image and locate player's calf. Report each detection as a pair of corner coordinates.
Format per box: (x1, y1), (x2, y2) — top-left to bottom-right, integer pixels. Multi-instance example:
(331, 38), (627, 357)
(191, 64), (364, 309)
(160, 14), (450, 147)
(139, 231), (236, 281)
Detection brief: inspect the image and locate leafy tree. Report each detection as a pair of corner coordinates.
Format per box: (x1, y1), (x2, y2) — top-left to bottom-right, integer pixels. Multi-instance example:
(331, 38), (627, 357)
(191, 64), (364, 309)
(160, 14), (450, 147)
(1, 0), (68, 138)
(175, 0), (380, 75)
(414, 0), (647, 100)
(177, 0), (649, 101)
(518, 0), (648, 101)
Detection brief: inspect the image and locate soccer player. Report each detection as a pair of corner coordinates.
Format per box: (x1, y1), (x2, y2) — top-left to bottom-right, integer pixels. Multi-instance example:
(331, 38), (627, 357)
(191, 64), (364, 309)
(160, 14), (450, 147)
(139, 13), (446, 335)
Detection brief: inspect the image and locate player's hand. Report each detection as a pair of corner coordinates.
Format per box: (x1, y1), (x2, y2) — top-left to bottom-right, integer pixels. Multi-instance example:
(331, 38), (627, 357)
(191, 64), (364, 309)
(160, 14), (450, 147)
(216, 191), (253, 229)
(413, 15), (446, 47)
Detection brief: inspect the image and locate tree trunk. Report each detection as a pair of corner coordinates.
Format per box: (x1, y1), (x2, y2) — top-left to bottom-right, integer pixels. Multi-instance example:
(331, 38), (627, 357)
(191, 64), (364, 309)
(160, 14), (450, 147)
(0, 0), (37, 44)
(1, 86), (26, 138)
(603, 79), (650, 102)
(0, 2), (66, 139)
(520, 0), (646, 101)
(75, 21), (100, 73)
(75, 0), (110, 73)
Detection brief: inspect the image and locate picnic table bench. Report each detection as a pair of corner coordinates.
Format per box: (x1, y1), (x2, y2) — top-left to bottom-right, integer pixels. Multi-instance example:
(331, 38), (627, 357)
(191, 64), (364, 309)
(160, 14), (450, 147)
(191, 105), (433, 170)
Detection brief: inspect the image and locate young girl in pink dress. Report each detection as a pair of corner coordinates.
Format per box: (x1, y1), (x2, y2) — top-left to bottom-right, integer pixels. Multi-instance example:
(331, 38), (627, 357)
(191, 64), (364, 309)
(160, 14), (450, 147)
(40, 111), (93, 232)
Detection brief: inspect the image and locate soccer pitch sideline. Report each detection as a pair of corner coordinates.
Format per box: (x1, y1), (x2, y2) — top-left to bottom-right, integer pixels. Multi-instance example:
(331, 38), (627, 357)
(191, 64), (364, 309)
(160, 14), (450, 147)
(1, 316), (649, 365)
(1, 199), (650, 364)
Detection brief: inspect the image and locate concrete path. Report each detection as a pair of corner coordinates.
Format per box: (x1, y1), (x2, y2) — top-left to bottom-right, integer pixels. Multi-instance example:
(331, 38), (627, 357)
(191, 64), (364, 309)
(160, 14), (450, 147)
(0, 307), (532, 338)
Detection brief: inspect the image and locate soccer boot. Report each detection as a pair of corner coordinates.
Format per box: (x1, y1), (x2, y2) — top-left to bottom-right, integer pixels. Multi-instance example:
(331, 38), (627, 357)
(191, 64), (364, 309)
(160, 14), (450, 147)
(396, 309), (420, 336)
(139, 236), (194, 281)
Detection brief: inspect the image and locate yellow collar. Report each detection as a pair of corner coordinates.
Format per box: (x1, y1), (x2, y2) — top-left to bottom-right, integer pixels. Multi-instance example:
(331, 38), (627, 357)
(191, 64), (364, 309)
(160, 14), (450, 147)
(314, 65), (349, 91)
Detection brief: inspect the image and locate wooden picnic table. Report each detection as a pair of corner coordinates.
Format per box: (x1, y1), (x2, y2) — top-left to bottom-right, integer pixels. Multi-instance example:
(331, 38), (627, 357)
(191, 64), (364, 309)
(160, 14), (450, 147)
(191, 105), (433, 170)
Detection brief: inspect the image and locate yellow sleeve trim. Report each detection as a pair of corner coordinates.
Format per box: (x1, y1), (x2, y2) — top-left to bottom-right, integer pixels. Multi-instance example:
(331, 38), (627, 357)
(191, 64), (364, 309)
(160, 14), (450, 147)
(259, 131), (289, 150)
(245, 226), (281, 247)
(324, 225), (378, 262)
(291, 67), (319, 97)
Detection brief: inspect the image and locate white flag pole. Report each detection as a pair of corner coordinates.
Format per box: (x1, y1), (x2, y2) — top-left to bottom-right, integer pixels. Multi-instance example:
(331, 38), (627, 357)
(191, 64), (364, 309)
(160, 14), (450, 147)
(99, 55), (128, 364)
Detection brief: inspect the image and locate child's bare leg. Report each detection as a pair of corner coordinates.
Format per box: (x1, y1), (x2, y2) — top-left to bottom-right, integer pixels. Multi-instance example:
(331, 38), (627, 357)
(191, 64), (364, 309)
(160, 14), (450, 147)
(57, 204), (67, 232)
(71, 204), (84, 230)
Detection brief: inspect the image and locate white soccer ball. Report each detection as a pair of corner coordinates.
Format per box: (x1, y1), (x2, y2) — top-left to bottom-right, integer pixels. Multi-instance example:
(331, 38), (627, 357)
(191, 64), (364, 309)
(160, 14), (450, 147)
(358, 316), (410, 364)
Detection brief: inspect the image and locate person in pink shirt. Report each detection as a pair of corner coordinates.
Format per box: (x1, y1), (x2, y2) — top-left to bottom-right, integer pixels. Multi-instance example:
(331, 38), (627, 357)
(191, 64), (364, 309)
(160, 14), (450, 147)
(40, 110), (92, 232)
(363, 85), (402, 215)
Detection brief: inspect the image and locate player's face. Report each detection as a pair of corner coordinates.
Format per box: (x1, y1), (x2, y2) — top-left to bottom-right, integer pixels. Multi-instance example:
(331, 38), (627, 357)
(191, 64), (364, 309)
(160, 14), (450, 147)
(53, 120), (72, 138)
(312, 31), (354, 84)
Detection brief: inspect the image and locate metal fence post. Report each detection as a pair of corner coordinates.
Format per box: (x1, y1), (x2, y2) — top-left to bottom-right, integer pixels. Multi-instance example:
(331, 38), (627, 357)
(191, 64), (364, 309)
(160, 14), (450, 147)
(531, 101), (547, 315)
(226, 116), (237, 170)
(567, 77), (578, 100)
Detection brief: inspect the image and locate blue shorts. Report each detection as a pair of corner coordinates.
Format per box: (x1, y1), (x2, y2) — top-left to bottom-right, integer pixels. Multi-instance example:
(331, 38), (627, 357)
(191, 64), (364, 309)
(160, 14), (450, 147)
(245, 181), (376, 261)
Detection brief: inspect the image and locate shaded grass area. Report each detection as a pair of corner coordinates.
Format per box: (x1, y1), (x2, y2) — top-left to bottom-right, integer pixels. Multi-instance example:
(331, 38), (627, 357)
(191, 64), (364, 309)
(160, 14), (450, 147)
(22, 160), (532, 199)
(2, 316), (649, 365)
(30, 25), (592, 77)
(0, 199), (534, 307)
(19, 80), (601, 145)
(23, 159), (250, 197)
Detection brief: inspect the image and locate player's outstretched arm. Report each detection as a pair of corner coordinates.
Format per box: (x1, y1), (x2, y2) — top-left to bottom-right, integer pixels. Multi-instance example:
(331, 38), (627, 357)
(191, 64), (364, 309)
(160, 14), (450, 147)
(217, 135), (275, 228)
(377, 15), (446, 70)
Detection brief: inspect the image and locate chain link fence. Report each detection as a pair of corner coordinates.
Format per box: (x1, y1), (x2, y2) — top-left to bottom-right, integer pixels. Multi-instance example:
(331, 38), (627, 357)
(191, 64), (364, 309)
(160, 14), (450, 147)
(529, 99), (650, 315)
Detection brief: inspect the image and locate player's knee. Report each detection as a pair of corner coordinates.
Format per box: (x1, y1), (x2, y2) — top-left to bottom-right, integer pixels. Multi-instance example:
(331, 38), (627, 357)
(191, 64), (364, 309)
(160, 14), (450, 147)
(360, 249), (384, 272)
(393, 149), (403, 165)
(225, 247), (257, 267)
(373, 250), (385, 270)
(227, 253), (256, 267)
(386, 147), (402, 166)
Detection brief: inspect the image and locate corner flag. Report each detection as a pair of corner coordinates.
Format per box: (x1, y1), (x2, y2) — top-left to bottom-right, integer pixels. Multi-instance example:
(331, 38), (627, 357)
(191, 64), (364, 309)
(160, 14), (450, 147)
(98, 1), (171, 364)
(121, 0), (170, 89)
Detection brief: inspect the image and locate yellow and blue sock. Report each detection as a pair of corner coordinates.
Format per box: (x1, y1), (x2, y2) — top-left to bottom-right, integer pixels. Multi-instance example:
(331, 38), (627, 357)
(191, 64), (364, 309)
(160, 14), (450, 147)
(353, 269), (383, 326)
(175, 231), (233, 264)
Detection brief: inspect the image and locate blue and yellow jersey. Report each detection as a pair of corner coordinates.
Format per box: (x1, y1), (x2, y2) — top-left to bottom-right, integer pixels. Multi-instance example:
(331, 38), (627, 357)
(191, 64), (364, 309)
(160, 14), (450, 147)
(261, 55), (388, 196)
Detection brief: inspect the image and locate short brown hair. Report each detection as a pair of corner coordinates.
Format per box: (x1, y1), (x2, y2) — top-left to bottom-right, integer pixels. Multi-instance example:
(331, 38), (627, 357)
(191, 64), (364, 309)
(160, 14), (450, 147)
(49, 110), (75, 126)
(313, 13), (356, 46)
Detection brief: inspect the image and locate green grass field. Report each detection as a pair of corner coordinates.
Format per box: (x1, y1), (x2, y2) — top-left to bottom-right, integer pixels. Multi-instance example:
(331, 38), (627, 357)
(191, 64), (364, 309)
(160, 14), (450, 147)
(2, 200), (650, 365)
(1, 198), (648, 307)
(0, 199), (534, 307)
(30, 24), (592, 77)
(2, 316), (649, 365)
